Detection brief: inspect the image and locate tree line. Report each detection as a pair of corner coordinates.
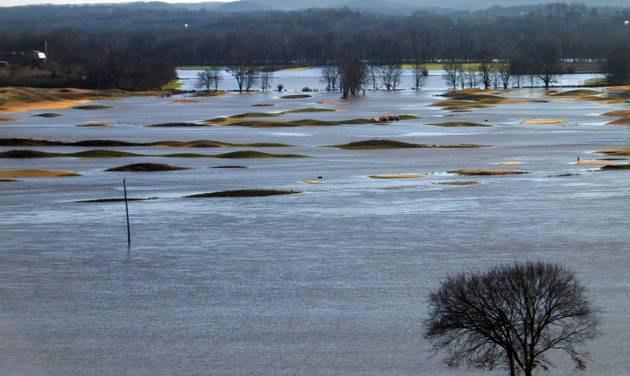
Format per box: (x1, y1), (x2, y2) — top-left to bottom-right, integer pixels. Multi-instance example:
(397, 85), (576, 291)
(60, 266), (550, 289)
(1, 3), (630, 90)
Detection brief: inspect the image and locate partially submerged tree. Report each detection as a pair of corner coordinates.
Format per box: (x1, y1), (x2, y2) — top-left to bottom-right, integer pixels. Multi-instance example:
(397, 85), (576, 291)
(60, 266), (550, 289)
(443, 62), (459, 91)
(259, 68), (273, 92)
(337, 53), (367, 99)
(533, 38), (561, 89)
(379, 64), (402, 91)
(321, 65), (340, 92)
(606, 47), (630, 85)
(425, 262), (598, 376)
(196, 68), (221, 91)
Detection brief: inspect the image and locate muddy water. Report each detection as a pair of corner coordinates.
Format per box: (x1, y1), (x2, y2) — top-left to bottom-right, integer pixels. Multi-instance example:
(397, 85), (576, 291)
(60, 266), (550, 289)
(0, 71), (628, 376)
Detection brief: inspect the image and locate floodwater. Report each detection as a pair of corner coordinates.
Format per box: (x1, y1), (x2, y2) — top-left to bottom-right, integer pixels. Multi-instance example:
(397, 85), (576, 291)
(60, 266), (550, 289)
(0, 69), (629, 376)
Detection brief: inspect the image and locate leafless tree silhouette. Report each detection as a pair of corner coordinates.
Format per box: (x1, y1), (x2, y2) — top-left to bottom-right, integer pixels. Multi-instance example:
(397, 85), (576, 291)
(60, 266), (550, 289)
(425, 262), (599, 376)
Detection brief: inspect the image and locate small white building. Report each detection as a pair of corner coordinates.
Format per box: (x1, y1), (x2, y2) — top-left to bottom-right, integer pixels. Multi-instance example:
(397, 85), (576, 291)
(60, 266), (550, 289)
(33, 50), (47, 61)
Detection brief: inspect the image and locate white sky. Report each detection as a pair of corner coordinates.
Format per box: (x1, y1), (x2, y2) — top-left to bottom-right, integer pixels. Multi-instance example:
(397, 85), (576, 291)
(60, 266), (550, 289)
(0, 0), (231, 6)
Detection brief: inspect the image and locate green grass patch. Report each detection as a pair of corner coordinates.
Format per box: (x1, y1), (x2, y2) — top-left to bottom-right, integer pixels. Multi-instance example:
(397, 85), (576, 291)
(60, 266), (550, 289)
(449, 169), (529, 176)
(596, 147), (630, 156)
(214, 151), (309, 159)
(34, 112), (61, 118)
(185, 189), (300, 198)
(106, 163), (186, 172)
(73, 105), (112, 110)
(78, 197), (158, 203)
(330, 139), (485, 150)
(550, 89), (601, 97)
(601, 164), (630, 170)
(281, 94), (311, 99)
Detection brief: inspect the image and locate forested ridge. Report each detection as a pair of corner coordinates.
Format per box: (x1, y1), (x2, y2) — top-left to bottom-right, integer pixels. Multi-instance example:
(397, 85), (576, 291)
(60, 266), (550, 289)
(1, 2), (629, 90)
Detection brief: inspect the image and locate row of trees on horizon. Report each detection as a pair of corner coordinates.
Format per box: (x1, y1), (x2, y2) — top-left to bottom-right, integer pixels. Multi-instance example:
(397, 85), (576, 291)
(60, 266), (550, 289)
(1, 4), (630, 90)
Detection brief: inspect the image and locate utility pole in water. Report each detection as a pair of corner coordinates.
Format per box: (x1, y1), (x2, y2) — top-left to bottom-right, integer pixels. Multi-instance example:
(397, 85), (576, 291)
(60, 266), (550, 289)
(123, 179), (131, 247)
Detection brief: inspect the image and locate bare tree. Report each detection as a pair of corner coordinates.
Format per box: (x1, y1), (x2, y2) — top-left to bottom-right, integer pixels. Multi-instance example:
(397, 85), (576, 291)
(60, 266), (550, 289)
(498, 61), (512, 89)
(244, 68), (258, 91)
(443, 62), (459, 91)
(321, 65), (339, 92)
(367, 65), (379, 91)
(478, 48), (493, 90)
(259, 68), (273, 92)
(534, 38), (561, 89)
(412, 64), (427, 92)
(337, 54), (367, 99)
(196, 68), (222, 92)
(425, 262), (599, 376)
(379, 64), (402, 91)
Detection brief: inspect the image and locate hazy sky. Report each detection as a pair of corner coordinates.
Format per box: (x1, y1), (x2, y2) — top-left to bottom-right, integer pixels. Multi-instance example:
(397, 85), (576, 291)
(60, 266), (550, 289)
(1, 0), (230, 6)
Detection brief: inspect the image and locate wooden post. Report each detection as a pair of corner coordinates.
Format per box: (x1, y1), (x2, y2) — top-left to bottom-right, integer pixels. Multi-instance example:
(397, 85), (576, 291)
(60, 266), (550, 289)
(123, 179), (131, 247)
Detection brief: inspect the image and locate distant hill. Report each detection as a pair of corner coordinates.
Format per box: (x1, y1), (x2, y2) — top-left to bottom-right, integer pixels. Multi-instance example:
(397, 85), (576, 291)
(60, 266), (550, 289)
(199, 0), (630, 12)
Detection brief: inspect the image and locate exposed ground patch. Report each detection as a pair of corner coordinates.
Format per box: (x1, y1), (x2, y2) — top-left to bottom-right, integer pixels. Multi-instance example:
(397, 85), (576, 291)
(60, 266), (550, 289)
(0, 169), (80, 178)
(521, 119), (566, 125)
(596, 147), (630, 156)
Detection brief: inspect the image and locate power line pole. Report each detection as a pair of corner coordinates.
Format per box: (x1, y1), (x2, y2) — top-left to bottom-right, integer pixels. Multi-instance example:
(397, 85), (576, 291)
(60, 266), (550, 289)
(123, 179), (131, 247)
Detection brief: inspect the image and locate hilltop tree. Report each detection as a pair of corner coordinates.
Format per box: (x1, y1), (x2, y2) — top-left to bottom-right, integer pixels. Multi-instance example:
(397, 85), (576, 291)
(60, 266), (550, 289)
(425, 262), (599, 376)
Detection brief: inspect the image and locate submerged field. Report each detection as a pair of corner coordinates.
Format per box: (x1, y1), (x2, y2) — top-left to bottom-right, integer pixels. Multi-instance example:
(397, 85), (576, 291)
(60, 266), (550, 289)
(0, 70), (629, 376)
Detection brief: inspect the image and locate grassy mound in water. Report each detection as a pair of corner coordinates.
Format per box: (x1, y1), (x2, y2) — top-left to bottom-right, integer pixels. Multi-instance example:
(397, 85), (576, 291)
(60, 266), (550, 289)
(252, 103), (275, 107)
(77, 122), (109, 127)
(330, 139), (484, 149)
(0, 150), (59, 158)
(369, 173), (426, 179)
(34, 112), (61, 118)
(521, 119), (566, 125)
(78, 197), (158, 203)
(281, 94), (311, 99)
(429, 121), (493, 127)
(106, 163), (186, 172)
(202, 118), (377, 127)
(0, 117), (17, 122)
(71, 150), (141, 158)
(214, 151), (309, 159)
(596, 147), (630, 156)
(146, 122), (201, 127)
(230, 112), (281, 118)
(212, 165), (247, 169)
(0, 138), (292, 148)
(601, 110), (630, 117)
(186, 189), (301, 198)
(449, 169), (529, 176)
(73, 105), (112, 110)
(0, 169), (80, 178)
(606, 118), (630, 126)
(284, 107), (336, 113)
(0, 149), (142, 158)
(432, 89), (508, 111)
(601, 164), (630, 170)
(438, 181), (480, 186)
(550, 89), (601, 97)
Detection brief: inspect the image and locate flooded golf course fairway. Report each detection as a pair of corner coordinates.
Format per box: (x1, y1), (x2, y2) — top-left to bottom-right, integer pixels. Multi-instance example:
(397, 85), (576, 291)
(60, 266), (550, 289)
(1, 71), (629, 376)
